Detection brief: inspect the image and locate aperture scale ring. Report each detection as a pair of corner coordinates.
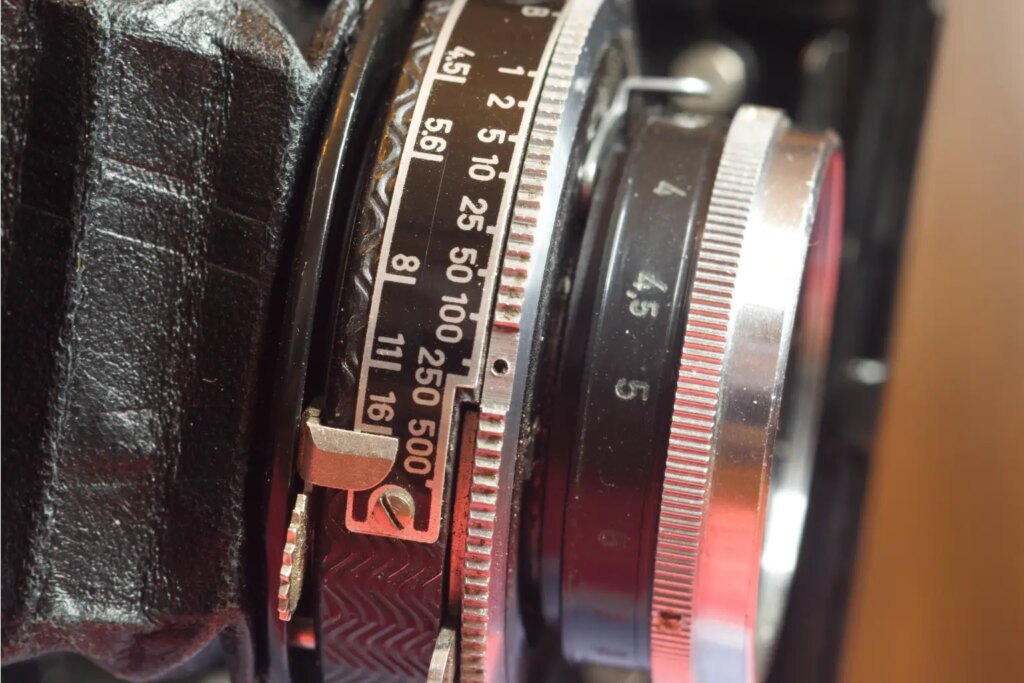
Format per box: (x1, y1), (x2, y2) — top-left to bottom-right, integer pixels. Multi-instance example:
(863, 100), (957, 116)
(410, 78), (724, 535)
(313, 0), (628, 680)
(316, 2), (458, 680)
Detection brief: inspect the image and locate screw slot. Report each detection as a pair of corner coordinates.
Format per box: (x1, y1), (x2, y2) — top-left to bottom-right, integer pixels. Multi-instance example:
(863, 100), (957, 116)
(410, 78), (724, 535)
(491, 358), (510, 376)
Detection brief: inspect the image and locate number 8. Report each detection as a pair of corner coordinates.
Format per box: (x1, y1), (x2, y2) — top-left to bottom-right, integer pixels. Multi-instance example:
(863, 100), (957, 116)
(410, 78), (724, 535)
(392, 254), (421, 273)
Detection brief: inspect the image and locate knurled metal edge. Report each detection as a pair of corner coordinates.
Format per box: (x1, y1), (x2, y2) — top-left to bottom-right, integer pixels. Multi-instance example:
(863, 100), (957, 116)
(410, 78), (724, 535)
(649, 106), (786, 683)
(460, 3), (600, 680)
(490, 40), (579, 332)
(278, 493), (310, 621)
(460, 406), (507, 677)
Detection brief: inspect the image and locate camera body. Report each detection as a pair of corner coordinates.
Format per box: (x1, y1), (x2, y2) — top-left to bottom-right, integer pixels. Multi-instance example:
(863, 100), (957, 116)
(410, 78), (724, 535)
(0, 0), (936, 681)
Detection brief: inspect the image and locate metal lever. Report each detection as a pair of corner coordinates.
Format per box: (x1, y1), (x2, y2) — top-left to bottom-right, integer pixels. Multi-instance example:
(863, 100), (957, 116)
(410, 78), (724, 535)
(579, 76), (711, 205)
(296, 406), (399, 491)
(279, 406), (400, 621)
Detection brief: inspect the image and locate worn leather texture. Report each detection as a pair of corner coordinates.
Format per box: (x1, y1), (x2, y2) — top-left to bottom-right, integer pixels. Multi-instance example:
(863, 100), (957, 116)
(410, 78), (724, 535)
(0, 0), (358, 679)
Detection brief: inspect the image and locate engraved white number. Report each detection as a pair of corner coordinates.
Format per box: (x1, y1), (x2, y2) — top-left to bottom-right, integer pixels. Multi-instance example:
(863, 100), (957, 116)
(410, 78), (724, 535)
(407, 418), (436, 474)
(419, 132), (447, 153)
(653, 180), (686, 197)
(442, 60), (470, 77)
(375, 333), (405, 359)
(418, 347), (445, 367)
(447, 46), (475, 59)
(405, 457), (431, 475)
(477, 128), (507, 144)
(442, 46), (475, 80)
(409, 418), (437, 437)
(406, 437), (433, 458)
(391, 253), (421, 273)
(447, 265), (472, 284)
(412, 345), (443, 411)
(437, 291), (469, 344)
(436, 323), (462, 342)
(447, 247), (478, 284)
(487, 93), (516, 110)
(419, 348), (444, 368)
(413, 386), (440, 406)
(615, 378), (650, 402)
(424, 117), (453, 134)
(629, 300), (660, 318)
(439, 302), (466, 325)
(469, 154), (499, 182)
(420, 117), (452, 156)
(415, 365), (443, 387)
(627, 270), (668, 318)
(458, 196), (488, 231)
(449, 247), (477, 265)
(366, 391), (396, 424)
(633, 271), (668, 292)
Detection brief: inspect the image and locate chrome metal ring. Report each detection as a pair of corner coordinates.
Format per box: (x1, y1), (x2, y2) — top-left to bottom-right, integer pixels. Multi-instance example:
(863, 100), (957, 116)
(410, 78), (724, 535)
(462, 1), (634, 681)
(649, 105), (844, 683)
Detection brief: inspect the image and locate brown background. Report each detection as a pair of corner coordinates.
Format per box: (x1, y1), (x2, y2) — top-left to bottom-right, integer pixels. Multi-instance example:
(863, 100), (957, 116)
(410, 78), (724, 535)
(840, 1), (1024, 681)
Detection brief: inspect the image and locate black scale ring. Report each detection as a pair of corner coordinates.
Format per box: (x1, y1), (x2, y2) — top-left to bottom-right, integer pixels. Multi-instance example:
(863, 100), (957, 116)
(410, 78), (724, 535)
(537, 114), (727, 670)
(317, 2), (454, 680)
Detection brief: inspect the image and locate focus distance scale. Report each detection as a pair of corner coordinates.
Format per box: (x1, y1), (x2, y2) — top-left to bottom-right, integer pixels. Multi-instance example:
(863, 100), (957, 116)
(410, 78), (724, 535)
(273, 0), (845, 682)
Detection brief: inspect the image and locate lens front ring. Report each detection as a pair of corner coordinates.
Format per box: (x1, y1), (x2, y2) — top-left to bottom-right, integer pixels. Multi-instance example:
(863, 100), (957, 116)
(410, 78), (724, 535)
(649, 106), (844, 683)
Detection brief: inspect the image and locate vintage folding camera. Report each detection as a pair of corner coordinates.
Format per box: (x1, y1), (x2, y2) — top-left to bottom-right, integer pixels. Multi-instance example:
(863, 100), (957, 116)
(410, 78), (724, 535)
(1, 0), (936, 681)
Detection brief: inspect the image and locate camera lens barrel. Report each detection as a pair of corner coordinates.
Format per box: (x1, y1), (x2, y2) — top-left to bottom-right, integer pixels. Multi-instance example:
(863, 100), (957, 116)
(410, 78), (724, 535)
(269, 0), (845, 681)
(645, 109), (842, 683)
(541, 109), (843, 683)
(555, 116), (727, 671)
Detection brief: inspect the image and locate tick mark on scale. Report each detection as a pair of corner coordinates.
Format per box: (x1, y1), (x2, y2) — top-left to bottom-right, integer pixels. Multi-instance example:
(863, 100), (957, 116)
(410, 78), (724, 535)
(653, 180), (687, 197)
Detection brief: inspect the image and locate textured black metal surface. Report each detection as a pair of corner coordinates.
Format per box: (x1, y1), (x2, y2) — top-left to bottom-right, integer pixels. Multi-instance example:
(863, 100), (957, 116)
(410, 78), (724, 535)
(558, 117), (724, 670)
(0, 0), (358, 679)
(532, 137), (626, 631)
(262, 0), (419, 679)
(316, 2), (454, 680)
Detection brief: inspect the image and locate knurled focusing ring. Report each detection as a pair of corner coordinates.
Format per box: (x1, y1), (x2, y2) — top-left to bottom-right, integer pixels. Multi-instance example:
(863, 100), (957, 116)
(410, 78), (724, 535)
(649, 107), (844, 683)
(555, 114), (726, 670)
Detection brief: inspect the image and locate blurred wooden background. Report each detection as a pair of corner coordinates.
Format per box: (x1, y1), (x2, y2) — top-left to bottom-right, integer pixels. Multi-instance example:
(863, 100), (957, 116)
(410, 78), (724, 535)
(840, 1), (1024, 681)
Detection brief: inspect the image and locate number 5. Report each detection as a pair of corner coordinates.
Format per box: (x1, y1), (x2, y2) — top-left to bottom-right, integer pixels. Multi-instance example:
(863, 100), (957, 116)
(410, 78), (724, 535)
(614, 378), (650, 402)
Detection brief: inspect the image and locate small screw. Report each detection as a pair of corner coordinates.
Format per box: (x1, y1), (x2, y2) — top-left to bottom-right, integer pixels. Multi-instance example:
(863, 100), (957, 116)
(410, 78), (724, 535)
(376, 488), (415, 529)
